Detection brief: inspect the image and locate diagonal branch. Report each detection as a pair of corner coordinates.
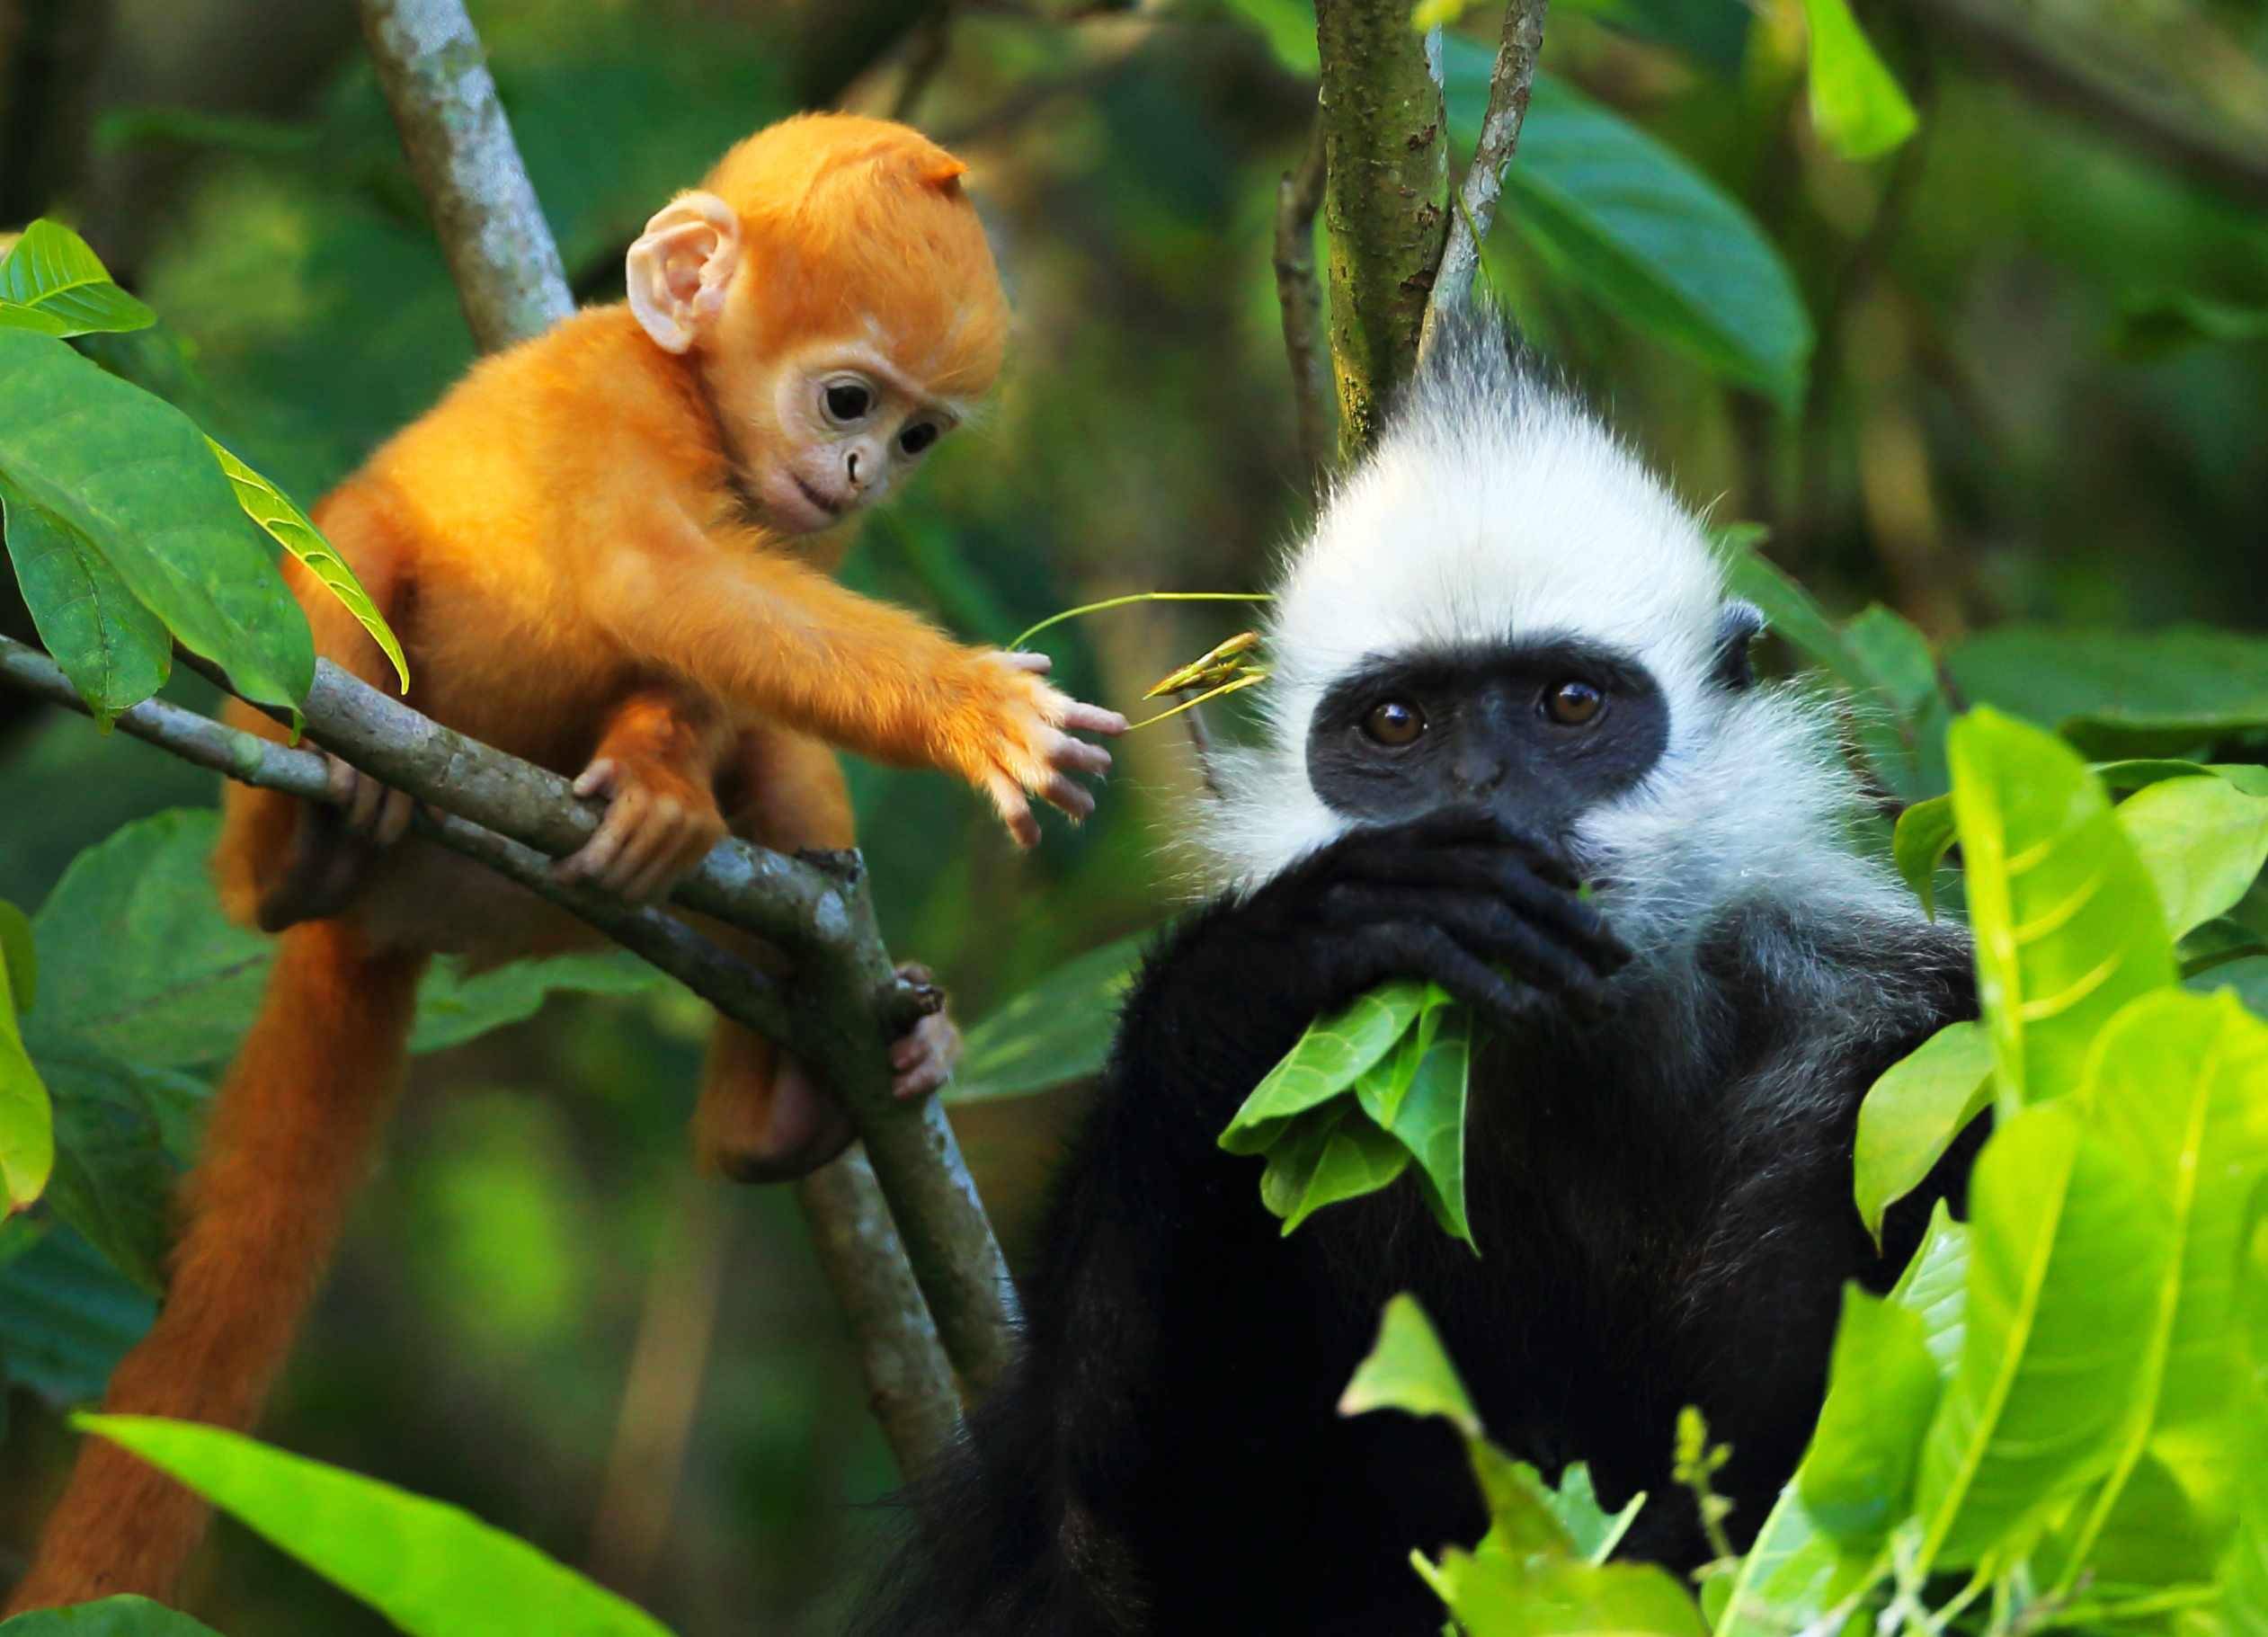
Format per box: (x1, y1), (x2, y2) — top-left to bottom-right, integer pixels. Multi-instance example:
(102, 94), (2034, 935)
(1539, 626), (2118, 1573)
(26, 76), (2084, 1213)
(1419, 0), (1546, 359)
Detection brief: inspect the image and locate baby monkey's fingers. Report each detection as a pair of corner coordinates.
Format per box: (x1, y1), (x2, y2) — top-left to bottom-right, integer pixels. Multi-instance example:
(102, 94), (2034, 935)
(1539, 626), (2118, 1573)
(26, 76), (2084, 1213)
(1058, 702), (1130, 739)
(984, 772), (1043, 850)
(1048, 732), (1114, 778)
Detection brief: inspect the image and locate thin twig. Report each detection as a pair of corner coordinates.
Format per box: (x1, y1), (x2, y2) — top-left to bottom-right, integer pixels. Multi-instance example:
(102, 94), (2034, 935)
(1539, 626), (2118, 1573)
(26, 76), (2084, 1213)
(1273, 114), (1331, 490)
(891, 10), (956, 123)
(1911, 0), (2268, 211)
(1418, 0), (1546, 360)
(356, 0), (574, 351)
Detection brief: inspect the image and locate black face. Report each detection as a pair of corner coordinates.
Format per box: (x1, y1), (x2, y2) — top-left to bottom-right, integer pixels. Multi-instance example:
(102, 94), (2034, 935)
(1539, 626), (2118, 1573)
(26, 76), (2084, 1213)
(1305, 637), (1670, 841)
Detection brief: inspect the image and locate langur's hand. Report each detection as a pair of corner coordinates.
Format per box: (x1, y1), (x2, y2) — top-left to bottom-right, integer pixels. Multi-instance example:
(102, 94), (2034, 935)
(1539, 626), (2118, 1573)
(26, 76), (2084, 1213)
(327, 753), (416, 848)
(557, 754), (728, 903)
(885, 963), (962, 1099)
(947, 649), (1129, 849)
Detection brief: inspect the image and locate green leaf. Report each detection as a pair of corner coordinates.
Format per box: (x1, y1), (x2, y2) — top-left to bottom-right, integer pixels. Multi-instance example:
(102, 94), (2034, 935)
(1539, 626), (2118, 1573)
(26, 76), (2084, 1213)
(1410, 0), (1472, 29)
(1945, 627), (2268, 760)
(1713, 1485), (1883, 1637)
(410, 951), (660, 1055)
(1912, 1104), (2169, 1574)
(1221, 980), (1429, 1153)
(1891, 796), (1958, 918)
(0, 331), (312, 713)
(206, 439), (409, 692)
(2, 470), (173, 725)
(1948, 708), (2177, 1110)
(1270, 1103), (1411, 1235)
(1801, 0), (1917, 160)
(0, 1227), (154, 1405)
(1853, 1020), (1992, 1246)
(1454, 62), (1810, 409)
(0, 900), (34, 1017)
(1796, 1286), (1942, 1553)
(1545, 1465), (1645, 1567)
(0, 1596), (226, 1635)
(1421, 1547), (1708, 1635)
(947, 932), (1150, 1103)
(0, 921), (54, 1213)
(1220, 0), (1320, 76)
(2052, 991), (2268, 1578)
(1718, 538), (1867, 692)
(32, 1043), (205, 1294)
(1842, 604), (1939, 720)
(1387, 1004), (1477, 1250)
(0, 220), (156, 338)
(2118, 776), (2268, 942)
(75, 1416), (675, 1637)
(1888, 1200), (1970, 1375)
(1340, 1292), (1482, 1435)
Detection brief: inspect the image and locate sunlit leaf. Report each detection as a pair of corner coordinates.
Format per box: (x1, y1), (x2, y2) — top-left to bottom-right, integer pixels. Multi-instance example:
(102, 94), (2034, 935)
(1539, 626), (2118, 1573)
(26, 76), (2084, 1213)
(1422, 1545), (1708, 1635)
(1267, 1102), (1411, 1235)
(948, 932), (1150, 1103)
(1801, 0), (1917, 160)
(76, 1416), (675, 1637)
(1891, 795), (1958, 918)
(1451, 58), (1811, 408)
(1912, 1104), (2168, 1573)
(1888, 1200), (1970, 1374)
(1386, 1003), (1475, 1250)
(1946, 627), (2268, 760)
(0, 331), (311, 713)
(1853, 1020), (1992, 1246)
(2117, 776), (2268, 942)
(0, 901), (34, 1018)
(0, 220), (156, 338)
(1221, 980), (1429, 1153)
(1340, 1292), (1482, 1435)
(1796, 1286), (1941, 1553)
(1948, 708), (2176, 1109)
(207, 439), (409, 691)
(1, 472), (172, 726)
(0, 1595), (225, 1635)
(0, 922), (53, 1212)
(1712, 1483), (1882, 1637)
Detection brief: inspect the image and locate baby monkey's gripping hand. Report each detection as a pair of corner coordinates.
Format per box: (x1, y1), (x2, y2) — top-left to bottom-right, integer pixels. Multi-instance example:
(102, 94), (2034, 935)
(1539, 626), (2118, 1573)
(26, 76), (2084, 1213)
(932, 650), (1129, 849)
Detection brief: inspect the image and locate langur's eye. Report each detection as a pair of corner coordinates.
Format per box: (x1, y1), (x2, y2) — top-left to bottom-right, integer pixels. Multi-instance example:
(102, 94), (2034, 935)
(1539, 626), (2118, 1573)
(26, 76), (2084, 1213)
(1544, 680), (1605, 726)
(899, 422), (940, 456)
(1362, 699), (1425, 746)
(823, 381), (874, 424)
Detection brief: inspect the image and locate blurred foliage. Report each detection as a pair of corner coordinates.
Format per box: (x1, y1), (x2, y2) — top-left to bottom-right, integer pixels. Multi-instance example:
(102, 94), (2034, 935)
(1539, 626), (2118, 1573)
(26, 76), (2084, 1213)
(0, 0), (2264, 1631)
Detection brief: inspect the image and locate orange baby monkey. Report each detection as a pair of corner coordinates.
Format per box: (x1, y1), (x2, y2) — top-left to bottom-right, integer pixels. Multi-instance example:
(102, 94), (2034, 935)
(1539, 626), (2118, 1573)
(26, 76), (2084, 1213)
(7, 112), (1125, 1614)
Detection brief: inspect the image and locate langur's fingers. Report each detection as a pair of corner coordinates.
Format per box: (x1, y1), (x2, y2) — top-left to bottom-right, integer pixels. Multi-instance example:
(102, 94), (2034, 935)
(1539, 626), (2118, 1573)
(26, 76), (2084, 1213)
(890, 1034), (926, 1072)
(1058, 702), (1130, 737)
(985, 773), (1040, 849)
(893, 1057), (951, 1100)
(995, 649), (1053, 674)
(1048, 734), (1114, 777)
(348, 766), (387, 832)
(573, 759), (619, 799)
(374, 788), (415, 850)
(1038, 773), (1096, 823)
(325, 753), (359, 805)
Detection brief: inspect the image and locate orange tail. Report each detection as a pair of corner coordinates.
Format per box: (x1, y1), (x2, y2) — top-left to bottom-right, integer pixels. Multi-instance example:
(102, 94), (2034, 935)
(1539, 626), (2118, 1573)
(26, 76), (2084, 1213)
(6, 921), (424, 1612)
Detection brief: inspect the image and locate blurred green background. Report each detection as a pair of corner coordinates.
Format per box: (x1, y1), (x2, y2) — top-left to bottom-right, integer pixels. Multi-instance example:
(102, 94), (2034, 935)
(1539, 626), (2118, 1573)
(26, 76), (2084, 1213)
(1, 0), (2264, 1630)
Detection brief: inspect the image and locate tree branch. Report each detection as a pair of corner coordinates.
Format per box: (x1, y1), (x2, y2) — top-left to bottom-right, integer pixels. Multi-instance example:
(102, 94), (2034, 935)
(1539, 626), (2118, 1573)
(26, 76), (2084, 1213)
(1273, 114), (1332, 490)
(1911, 0), (2268, 212)
(357, 0), (574, 351)
(1312, 0), (1450, 461)
(1418, 0), (1546, 359)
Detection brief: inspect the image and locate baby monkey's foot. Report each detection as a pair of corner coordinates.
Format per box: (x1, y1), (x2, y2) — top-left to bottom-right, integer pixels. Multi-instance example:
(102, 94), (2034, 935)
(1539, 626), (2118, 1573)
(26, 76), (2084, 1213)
(887, 962), (962, 1099)
(557, 755), (726, 903)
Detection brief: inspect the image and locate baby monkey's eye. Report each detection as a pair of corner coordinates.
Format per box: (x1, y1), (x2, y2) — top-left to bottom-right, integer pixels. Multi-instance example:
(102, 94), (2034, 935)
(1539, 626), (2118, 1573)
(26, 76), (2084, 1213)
(899, 422), (940, 456)
(1544, 680), (1605, 726)
(823, 381), (874, 423)
(1363, 699), (1426, 746)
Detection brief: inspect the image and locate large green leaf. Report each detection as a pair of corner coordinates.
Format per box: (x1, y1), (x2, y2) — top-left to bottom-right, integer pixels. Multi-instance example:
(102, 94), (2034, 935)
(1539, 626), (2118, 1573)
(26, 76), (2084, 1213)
(0, 918), (54, 1213)
(2051, 991), (2268, 1579)
(76, 1416), (674, 1637)
(1912, 1104), (2169, 1573)
(0, 901), (34, 1015)
(1221, 980), (1430, 1152)
(0, 221), (156, 338)
(410, 951), (659, 1055)
(1796, 1286), (1942, 1554)
(0, 330), (312, 713)
(1712, 1484), (1881, 1637)
(1888, 1200), (1971, 1375)
(1945, 627), (2268, 759)
(1419, 1546), (1708, 1635)
(31, 1043), (204, 1294)
(1852, 1021), (1992, 1247)
(1449, 58), (1811, 408)
(1947, 709), (2176, 1110)
(2117, 776), (2268, 942)
(947, 932), (1149, 1103)
(1260, 1101), (1411, 1235)
(1, 473), (172, 725)
(206, 438), (409, 693)
(0, 1596), (224, 1635)
(1383, 1002), (1476, 1249)
(0, 1228), (155, 1405)
(1801, 0), (1917, 160)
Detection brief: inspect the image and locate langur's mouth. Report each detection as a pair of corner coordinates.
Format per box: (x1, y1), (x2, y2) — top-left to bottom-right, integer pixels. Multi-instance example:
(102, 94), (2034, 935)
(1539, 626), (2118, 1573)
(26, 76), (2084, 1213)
(792, 475), (844, 518)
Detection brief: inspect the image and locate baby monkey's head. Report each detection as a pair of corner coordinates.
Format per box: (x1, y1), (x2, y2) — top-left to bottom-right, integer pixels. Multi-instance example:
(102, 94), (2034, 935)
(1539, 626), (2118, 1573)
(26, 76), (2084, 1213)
(627, 112), (1010, 535)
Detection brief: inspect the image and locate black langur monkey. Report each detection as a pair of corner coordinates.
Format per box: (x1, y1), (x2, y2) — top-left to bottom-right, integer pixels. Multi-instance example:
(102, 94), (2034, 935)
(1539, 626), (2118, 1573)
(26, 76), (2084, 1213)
(856, 308), (1978, 1636)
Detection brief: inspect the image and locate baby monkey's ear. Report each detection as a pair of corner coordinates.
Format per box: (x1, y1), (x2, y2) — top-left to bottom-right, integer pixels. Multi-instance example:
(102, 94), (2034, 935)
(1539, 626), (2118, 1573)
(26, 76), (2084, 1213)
(627, 191), (742, 354)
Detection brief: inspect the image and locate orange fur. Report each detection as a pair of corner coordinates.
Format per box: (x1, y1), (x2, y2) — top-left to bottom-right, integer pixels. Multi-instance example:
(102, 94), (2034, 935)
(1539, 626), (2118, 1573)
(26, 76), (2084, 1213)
(8, 113), (1063, 1615)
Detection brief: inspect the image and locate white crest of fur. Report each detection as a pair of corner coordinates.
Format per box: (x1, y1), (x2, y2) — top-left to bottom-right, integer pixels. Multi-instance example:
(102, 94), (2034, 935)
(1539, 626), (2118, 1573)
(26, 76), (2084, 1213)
(1197, 310), (1922, 951)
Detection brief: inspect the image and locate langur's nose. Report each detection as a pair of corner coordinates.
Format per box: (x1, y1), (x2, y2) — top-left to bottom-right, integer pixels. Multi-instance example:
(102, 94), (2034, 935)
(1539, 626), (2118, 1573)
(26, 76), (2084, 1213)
(1451, 756), (1507, 796)
(845, 449), (864, 489)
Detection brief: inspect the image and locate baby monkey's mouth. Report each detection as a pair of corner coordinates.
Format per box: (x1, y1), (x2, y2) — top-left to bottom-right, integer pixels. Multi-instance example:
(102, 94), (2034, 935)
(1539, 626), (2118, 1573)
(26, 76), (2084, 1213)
(793, 474), (844, 518)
